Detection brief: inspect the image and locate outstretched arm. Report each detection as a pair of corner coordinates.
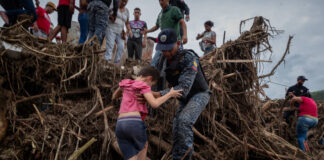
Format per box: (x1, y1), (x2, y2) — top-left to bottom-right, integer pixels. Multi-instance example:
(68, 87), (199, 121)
(144, 88), (182, 108)
(290, 96), (303, 108)
(145, 25), (159, 34)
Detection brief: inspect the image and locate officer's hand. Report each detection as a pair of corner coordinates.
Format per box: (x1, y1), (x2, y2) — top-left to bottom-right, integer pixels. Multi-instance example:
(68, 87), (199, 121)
(136, 92), (146, 104)
(169, 87), (183, 98)
(182, 35), (188, 44)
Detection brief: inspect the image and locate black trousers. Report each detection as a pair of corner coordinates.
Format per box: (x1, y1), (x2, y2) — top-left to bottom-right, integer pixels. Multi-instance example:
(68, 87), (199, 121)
(127, 40), (143, 60)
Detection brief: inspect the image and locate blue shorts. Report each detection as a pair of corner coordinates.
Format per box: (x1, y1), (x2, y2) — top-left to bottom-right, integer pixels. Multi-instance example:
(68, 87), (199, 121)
(116, 116), (147, 159)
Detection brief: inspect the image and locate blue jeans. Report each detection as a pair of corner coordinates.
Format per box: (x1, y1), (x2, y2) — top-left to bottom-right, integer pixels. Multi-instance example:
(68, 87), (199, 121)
(172, 91), (210, 160)
(78, 13), (89, 44)
(296, 116), (318, 151)
(105, 28), (124, 63)
(5, 0), (37, 22)
(87, 0), (109, 45)
(204, 46), (215, 55)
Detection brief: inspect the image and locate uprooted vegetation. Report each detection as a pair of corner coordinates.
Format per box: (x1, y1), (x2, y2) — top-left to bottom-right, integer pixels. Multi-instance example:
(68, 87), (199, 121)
(0, 17), (323, 160)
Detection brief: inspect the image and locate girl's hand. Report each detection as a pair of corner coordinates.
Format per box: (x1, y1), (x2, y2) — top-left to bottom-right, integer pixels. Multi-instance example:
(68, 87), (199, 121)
(169, 88), (183, 98)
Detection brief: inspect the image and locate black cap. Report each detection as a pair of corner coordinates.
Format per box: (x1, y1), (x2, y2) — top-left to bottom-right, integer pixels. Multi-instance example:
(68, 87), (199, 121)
(297, 75), (308, 81)
(156, 29), (178, 51)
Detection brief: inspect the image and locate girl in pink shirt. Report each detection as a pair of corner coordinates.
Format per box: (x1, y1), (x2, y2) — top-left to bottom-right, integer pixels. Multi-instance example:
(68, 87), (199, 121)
(112, 66), (182, 160)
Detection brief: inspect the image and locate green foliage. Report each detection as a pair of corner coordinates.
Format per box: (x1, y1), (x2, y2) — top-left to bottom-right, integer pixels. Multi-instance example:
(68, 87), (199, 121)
(311, 90), (324, 101)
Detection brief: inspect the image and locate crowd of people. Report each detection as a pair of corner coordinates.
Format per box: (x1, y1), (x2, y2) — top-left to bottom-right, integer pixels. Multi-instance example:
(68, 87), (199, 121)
(0, 0), (217, 64)
(0, 0), (320, 159)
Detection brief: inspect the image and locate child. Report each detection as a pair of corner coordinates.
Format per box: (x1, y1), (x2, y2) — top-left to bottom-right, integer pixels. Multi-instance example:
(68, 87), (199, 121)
(112, 66), (182, 160)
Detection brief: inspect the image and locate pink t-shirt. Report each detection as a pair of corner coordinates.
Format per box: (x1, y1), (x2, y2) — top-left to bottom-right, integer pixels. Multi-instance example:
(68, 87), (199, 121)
(118, 79), (151, 120)
(298, 97), (318, 117)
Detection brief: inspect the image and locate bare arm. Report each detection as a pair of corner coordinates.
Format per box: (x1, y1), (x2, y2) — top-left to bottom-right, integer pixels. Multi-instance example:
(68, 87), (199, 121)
(125, 19), (132, 37)
(196, 33), (203, 40)
(290, 96), (303, 108)
(112, 87), (123, 100)
(180, 19), (187, 44)
(145, 25), (159, 34)
(143, 88), (182, 108)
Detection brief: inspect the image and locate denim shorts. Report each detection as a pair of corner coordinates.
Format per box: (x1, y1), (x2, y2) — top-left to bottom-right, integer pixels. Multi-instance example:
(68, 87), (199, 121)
(116, 116), (147, 159)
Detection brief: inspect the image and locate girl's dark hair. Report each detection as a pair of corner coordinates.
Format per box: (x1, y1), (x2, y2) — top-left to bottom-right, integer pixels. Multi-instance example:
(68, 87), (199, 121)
(138, 66), (160, 82)
(204, 20), (214, 27)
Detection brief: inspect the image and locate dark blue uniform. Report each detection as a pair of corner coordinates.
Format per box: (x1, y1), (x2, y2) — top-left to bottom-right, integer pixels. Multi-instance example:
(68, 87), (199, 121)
(158, 49), (210, 160)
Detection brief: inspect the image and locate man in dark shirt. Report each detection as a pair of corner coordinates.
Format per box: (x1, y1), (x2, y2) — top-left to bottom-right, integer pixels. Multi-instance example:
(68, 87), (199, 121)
(152, 29), (210, 160)
(170, 0), (190, 22)
(284, 75), (312, 123)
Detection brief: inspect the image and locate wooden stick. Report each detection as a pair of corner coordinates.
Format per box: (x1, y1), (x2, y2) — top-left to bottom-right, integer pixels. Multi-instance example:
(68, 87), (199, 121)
(94, 106), (113, 118)
(62, 58), (88, 82)
(215, 59), (272, 63)
(32, 104), (44, 126)
(223, 31), (226, 44)
(54, 125), (67, 160)
(68, 138), (97, 160)
(192, 127), (218, 152)
(259, 36), (293, 78)
(93, 86), (110, 158)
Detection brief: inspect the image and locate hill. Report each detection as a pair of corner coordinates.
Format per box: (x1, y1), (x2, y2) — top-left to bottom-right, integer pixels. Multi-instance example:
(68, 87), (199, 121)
(311, 90), (324, 100)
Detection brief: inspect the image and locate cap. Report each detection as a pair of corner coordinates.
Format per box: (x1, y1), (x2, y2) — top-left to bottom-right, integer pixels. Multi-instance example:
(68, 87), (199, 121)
(46, 1), (57, 11)
(156, 29), (178, 51)
(297, 75), (308, 81)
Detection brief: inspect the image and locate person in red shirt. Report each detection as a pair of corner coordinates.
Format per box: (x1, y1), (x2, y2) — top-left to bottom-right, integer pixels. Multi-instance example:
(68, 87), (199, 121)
(49, 0), (75, 43)
(33, 2), (56, 38)
(289, 93), (318, 151)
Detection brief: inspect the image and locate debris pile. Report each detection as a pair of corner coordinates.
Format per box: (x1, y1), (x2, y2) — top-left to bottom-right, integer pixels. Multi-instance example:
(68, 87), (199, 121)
(0, 17), (322, 160)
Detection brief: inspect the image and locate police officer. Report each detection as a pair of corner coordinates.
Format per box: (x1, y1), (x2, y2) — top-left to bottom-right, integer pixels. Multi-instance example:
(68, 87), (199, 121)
(284, 75), (312, 123)
(152, 29), (210, 160)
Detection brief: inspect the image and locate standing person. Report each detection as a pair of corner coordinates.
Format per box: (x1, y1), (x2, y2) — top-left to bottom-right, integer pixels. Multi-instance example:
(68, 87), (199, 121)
(288, 93), (318, 151)
(87, 0), (119, 45)
(284, 76), (312, 123)
(48, 0), (75, 43)
(112, 66), (182, 160)
(144, 0), (187, 67)
(170, 0), (190, 22)
(4, 0), (37, 24)
(32, 2), (56, 38)
(152, 29), (210, 160)
(75, 0), (88, 44)
(196, 21), (216, 55)
(105, 0), (131, 64)
(127, 7), (147, 60)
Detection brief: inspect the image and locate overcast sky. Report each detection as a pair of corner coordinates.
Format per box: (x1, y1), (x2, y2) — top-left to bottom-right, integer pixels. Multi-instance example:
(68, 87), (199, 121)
(2, 0), (324, 99)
